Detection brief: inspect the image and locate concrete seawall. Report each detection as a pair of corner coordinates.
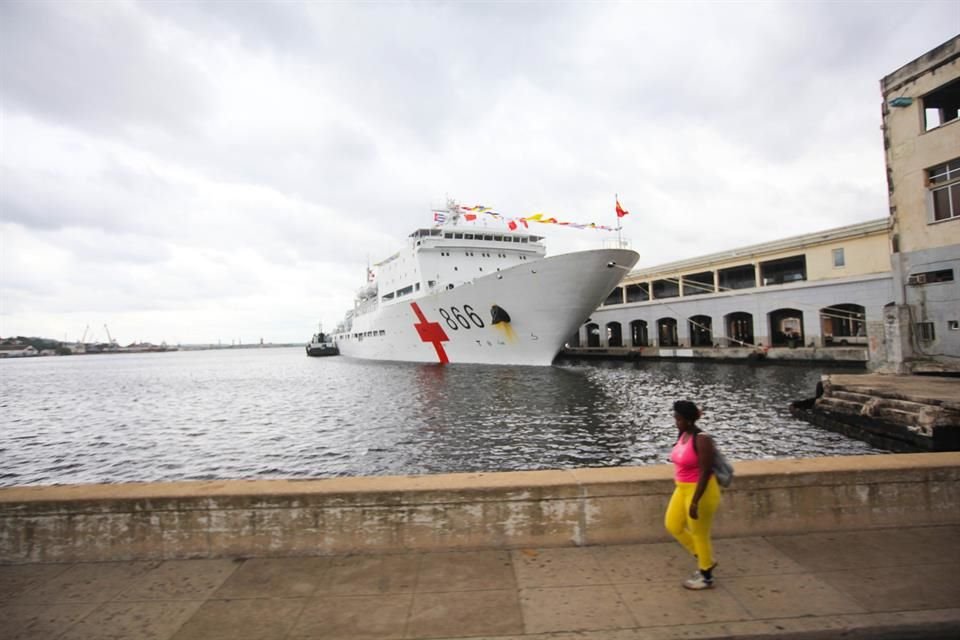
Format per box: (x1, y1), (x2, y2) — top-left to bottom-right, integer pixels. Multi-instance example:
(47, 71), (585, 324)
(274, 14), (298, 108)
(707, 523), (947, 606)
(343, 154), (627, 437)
(1, 453), (958, 564)
(560, 345), (869, 365)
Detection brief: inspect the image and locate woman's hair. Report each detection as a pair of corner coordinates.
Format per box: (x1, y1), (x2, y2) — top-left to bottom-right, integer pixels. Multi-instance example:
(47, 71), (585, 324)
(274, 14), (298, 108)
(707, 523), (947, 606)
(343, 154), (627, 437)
(673, 400), (701, 422)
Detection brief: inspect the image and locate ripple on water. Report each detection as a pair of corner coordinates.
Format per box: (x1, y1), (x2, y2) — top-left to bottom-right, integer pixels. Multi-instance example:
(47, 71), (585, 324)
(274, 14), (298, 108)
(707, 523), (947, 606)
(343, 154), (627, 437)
(0, 349), (884, 486)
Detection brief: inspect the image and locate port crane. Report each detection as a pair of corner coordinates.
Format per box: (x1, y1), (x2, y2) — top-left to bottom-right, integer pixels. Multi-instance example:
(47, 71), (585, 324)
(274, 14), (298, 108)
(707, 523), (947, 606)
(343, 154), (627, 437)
(104, 324), (117, 346)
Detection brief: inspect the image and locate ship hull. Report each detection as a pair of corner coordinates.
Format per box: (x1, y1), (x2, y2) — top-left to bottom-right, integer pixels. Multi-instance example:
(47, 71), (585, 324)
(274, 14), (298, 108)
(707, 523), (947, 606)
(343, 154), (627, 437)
(335, 248), (638, 366)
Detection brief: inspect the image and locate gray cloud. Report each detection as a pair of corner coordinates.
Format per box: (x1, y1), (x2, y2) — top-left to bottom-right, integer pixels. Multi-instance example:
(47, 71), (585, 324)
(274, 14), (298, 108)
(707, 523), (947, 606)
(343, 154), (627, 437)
(0, 1), (210, 136)
(1, 0), (957, 343)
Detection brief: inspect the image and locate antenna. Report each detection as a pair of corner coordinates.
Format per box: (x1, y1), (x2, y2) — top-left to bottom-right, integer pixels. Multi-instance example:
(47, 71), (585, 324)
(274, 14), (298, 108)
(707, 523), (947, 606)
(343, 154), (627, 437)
(446, 197), (461, 225)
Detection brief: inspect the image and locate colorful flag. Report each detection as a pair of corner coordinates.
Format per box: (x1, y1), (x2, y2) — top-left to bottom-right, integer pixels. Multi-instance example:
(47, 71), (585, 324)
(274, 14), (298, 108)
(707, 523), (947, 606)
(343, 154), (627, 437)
(464, 213), (477, 221)
(434, 212), (447, 223)
(508, 220), (517, 231)
(616, 198), (629, 218)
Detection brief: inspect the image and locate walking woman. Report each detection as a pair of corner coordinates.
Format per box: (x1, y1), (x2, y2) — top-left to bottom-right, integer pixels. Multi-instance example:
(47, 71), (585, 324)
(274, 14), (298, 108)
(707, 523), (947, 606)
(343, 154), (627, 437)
(665, 400), (722, 589)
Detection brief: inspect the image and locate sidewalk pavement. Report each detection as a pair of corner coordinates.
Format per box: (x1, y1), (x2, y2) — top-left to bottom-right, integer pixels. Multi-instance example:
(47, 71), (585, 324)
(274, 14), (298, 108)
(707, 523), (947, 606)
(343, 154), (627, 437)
(2, 525), (958, 640)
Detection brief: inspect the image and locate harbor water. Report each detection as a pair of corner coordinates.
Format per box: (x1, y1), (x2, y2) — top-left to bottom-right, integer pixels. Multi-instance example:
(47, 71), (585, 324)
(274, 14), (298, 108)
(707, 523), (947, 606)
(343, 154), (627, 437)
(0, 347), (881, 487)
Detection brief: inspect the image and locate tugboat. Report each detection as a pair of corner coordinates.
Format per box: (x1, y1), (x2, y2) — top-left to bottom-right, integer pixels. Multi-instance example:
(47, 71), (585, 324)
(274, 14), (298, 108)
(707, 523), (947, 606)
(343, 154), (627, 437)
(306, 325), (339, 357)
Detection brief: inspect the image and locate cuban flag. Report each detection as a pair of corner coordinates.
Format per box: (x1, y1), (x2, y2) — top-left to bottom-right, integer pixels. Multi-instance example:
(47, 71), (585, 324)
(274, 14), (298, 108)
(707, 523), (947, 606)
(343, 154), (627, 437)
(434, 212), (447, 223)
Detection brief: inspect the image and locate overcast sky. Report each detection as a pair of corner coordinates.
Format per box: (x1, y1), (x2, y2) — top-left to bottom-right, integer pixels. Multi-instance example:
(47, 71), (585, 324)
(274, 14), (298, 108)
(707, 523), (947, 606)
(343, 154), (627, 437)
(1, 1), (957, 345)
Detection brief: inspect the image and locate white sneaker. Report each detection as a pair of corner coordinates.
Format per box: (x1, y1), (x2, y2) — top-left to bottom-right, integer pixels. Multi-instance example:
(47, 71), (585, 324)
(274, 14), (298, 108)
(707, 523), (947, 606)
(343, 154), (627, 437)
(683, 572), (714, 590)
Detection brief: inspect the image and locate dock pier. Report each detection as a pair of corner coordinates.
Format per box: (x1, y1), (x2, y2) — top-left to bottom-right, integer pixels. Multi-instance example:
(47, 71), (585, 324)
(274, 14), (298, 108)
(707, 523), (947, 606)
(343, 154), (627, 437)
(791, 373), (960, 452)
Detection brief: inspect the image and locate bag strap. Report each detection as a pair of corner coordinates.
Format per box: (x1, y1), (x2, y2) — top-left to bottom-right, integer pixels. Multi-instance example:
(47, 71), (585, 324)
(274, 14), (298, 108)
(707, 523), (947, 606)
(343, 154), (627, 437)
(676, 428), (709, 456)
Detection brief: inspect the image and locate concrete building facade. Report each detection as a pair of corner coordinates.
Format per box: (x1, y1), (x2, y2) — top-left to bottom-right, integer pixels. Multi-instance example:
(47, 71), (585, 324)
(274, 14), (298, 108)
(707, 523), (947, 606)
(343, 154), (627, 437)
(881, 36), (960, 373)
(576, 219), (893, 354)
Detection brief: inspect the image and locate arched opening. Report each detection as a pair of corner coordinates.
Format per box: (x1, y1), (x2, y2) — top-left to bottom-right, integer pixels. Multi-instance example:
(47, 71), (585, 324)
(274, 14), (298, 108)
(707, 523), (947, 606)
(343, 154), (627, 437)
(689, 315), (713, 346)
(821, 304), (866, 346)
(606, 322), (623, 347)
(567, 330), (581, 348)
(725, 312), (755, 346)
(769, 308), (804, 347)
(586, 323), (601, 348)
(657, 317), (678, 347)
(630, 320), (649, 347)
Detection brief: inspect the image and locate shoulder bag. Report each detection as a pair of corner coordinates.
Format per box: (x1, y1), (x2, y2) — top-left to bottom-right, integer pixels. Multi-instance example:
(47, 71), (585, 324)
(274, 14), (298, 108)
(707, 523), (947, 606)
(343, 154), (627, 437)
(693, 431), (734, 488)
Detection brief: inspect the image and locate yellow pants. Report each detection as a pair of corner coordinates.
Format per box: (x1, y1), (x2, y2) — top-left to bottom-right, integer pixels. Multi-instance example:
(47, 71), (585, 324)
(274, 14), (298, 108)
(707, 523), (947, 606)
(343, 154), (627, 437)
(664, 478), (721, 571)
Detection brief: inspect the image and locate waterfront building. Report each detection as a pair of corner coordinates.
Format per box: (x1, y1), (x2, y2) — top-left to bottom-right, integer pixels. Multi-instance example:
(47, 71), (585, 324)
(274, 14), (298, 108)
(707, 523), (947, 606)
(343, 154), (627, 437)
(880, 36), (960, 373)
(574, 218), (893, 358)
(0, 344), (39, 358)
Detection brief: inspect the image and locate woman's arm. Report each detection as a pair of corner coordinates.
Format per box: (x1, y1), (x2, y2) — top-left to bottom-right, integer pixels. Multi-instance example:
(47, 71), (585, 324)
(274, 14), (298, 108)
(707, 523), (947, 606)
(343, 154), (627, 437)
(689, 433), (715, 520)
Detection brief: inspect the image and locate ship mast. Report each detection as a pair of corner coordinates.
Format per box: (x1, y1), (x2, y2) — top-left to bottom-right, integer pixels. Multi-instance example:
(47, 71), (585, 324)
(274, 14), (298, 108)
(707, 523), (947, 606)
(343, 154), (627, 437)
(445, 197), (461, 226)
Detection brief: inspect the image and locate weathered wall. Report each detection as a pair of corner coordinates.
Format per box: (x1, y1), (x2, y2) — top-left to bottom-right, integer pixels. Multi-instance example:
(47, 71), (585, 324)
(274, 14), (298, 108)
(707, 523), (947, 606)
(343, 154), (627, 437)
(1, 453), (958, 564)
(882, 36), (960, 255)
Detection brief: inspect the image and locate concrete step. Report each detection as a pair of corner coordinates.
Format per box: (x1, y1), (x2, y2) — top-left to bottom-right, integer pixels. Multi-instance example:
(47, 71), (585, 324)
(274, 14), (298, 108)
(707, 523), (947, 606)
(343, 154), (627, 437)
(815, 397), (863, 415)
(879, 397), (935, 414)
(831, 390), (874, 404)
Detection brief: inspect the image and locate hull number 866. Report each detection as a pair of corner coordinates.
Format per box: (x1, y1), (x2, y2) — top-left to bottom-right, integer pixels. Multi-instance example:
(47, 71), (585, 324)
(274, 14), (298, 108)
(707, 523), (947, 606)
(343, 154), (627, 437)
(438, 305), (485, 330)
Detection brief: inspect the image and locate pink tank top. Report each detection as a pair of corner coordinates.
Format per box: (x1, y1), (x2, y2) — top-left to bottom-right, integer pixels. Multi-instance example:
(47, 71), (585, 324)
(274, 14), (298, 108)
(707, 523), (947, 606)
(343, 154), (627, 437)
(671, 433), (700, 483)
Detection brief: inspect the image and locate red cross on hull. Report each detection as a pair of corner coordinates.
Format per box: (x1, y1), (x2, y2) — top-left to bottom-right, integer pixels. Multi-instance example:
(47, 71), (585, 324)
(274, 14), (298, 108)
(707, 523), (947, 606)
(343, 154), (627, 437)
(410, 302), (450, 364)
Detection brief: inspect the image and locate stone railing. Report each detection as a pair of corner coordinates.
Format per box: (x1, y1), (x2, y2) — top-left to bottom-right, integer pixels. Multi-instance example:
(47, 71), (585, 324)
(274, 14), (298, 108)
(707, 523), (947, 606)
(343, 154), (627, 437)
(1, 453), (958, 563)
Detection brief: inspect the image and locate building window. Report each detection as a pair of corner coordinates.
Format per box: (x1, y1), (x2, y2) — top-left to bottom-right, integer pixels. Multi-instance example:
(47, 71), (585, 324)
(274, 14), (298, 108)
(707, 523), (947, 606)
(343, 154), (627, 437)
(929, 159), (960, 222)
(652, 278), (680, 299)
(832, 248), (845, 267)
(907, 268), (954, 285)
(760, 255), (807, 285)
(923, 78), (960, 131)
(916, 322), (936, 342)
(682, 271), (714, 296)
(718, 264), (756, 290)
(601, 287), (623, 306)
(625, 283), (649, 302)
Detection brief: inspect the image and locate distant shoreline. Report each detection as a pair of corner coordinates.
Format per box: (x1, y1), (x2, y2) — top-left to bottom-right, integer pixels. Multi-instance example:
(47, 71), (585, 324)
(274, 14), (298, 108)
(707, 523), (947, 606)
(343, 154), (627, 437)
(176, 344), (302, 351)
(0, 341), (304, 359)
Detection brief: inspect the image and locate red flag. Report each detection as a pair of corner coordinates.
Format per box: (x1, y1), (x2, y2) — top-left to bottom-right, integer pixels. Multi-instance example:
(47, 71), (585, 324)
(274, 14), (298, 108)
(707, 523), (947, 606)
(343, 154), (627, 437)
(464, 213), (477, 221)
(616, 199), (629, 218)
(508, 220), (517, 230)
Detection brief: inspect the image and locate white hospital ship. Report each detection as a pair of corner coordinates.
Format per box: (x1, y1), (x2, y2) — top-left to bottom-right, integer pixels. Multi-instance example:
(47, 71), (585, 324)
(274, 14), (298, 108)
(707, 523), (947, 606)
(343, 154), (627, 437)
(331, 202), (639, 365)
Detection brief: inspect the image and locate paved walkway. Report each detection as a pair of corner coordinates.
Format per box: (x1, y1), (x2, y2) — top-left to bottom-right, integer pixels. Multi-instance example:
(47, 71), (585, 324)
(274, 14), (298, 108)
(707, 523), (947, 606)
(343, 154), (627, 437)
(2, 525), (959, 640)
